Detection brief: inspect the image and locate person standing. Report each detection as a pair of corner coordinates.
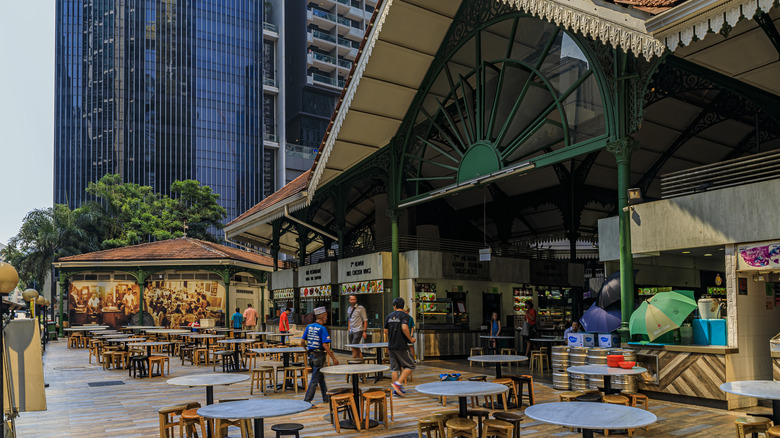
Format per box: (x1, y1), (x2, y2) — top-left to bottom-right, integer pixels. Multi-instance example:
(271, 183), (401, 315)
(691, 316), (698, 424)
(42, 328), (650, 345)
(523, 301), (538, 356)
(384, 297), (415, 396)
(488, 312), (502, 353)
(347, 294), (368, 359)
(279, 307), (291, 333)
(231, 307), (243, 330)
(301, 307), (339, 405)
(243, 303), (258, 330)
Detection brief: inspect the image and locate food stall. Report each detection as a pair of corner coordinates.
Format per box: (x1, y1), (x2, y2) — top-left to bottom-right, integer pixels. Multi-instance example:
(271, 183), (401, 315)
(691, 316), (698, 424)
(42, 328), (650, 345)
(297, 261), (337, 322)
(269, 268), (297, 324)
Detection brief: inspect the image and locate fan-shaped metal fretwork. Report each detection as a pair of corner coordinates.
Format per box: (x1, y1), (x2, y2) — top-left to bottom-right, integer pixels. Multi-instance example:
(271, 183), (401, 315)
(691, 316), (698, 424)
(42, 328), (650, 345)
(400, 15), (610, 204)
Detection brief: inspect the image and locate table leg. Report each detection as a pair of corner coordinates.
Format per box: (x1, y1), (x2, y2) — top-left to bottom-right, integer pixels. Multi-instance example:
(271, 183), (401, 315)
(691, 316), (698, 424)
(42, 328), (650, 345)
(773, 400), (780, 425)
(253, 418), (264, 438)
(582, 429), (594, 438)
(374, 348), (385, 383)
(206, 386), (214, 405)
(340, 376), (380, 429)
(458, 397), (468, 418)
(603, 377), (612, 394)
(495, 362), (502, 379)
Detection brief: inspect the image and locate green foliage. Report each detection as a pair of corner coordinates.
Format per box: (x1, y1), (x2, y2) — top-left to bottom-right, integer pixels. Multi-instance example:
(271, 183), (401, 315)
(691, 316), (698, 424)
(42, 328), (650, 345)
(1, 175), (228, 288)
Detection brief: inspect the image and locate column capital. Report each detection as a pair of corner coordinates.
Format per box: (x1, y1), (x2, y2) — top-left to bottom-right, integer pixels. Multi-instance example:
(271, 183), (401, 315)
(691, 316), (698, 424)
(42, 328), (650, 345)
(607, 137), (640, 163)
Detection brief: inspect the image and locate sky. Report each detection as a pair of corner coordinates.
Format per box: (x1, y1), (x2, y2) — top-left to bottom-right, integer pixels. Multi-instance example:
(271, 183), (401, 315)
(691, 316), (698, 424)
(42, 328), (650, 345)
(0, 1), (55, 245)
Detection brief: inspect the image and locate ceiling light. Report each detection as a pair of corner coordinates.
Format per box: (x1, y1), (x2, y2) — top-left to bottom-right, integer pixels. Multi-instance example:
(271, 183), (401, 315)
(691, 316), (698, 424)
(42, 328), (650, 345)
(704, 254), (712, 256)
(682, 251), (690, 254)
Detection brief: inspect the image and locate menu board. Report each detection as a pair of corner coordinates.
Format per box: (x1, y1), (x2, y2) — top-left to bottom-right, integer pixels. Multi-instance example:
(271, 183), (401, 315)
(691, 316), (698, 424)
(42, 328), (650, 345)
(300, 284), (332, 300)
(274, 288), (295, 300)
(513, 287), (533, 315)
(340, 280), (384, 295)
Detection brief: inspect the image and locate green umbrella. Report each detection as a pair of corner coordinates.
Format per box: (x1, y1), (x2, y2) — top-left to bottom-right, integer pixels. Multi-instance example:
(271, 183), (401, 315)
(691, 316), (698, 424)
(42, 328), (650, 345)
(629, 290), (697, 341)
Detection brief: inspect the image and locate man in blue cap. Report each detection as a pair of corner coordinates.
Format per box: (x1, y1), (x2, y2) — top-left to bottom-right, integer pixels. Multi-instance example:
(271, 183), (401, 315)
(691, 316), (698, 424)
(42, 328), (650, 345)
(301, 306), (338, 405)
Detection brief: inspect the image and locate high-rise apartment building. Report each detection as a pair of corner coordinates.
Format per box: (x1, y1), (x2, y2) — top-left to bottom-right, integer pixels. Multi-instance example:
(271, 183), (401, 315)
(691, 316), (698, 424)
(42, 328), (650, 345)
(283, 0), (376, 182)
(54, 0), (281, 223)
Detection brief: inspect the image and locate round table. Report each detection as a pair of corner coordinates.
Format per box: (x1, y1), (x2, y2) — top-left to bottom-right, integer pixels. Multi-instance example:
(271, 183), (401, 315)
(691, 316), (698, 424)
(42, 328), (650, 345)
(321, 364), (390, 429)
(95, 334), (128, 339)
(480, 335), (515, 354)
(345, 342), (389, 381)
(567, 365), (647, 394)
(467, 355), (527, 409)
(144, 329), (191, 335)
(416, 381), (508, 418)
(524, 402), (657, 438)
(721, 380), (780, 424)
(106, 337), (146, 345)
(216, 339), (255, 372)
(64, 327), (107, 332)
(167, 373), (250, 438)
(197, 399), (311, 438)
(122, 326), (162, 330)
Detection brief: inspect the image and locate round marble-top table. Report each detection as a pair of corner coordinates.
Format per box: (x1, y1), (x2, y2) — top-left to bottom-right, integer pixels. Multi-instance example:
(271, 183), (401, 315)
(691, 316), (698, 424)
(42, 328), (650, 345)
(64, 326), (108, 332)
(468, 354), (528, 379)
(321, 364), (390, 429)
(122, 325), (162, 330)
(525, 402), (657, 438)
(144, 328), (191, 334)
(480, 335), (515, 354)
(416, 381), (508, 418)
(106, 337), (146, 345)
(167, 373), (250, 438)
(198, 399), (311, 438)
(721, 380), (780, 423)
(567, 365), (647, 394)
(345, 342), (389, 381)
(95, 334), (128, 339)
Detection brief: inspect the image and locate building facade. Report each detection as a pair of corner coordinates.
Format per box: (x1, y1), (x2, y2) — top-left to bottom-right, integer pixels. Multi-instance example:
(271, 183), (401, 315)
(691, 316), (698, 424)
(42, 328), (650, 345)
(54, 0), (274, 224)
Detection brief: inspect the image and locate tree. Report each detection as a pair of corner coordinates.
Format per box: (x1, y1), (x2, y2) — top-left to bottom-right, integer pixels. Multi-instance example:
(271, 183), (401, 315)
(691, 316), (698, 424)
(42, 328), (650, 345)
(168, 179), (227, 242)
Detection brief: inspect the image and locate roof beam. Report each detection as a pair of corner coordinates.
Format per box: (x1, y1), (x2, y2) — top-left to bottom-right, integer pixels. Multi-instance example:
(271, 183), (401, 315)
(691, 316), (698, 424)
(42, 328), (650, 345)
(755, 11), (780, 60)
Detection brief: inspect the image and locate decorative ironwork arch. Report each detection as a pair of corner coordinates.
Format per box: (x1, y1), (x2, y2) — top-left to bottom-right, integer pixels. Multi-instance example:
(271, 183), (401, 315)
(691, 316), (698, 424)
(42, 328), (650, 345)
(397, 11), (614, 205)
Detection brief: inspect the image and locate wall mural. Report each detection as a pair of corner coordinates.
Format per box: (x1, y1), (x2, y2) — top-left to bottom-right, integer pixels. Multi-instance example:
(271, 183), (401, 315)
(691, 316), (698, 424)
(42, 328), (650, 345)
(68, 278), (225, 328)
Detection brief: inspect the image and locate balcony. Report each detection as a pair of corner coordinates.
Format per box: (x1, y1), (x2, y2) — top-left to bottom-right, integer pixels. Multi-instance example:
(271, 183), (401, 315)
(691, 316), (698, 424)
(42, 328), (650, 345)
(308, 51), (338, 72)
(263, 22), (278, 36)
(263, 77), (278, 89)
(308, 73), (345, 90)
(338, 36), (354, 49)
(337, 58), (352, 70)
(264, 132), (278, 143)
(309, 8), (337, 30)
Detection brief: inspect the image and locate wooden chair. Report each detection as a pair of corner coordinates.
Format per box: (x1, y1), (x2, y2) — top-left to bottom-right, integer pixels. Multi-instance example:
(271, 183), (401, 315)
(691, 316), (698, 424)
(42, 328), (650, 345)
(158, 402), (200, 438)
(362, 390), (388, 429)
(149, 355), (170, 378)
(483, 419), (514, 438)
(445, 417), (477, 438)
(329, 393), (361, 433)
(418, 414), (447, 438)
(735, 416), (771, 438)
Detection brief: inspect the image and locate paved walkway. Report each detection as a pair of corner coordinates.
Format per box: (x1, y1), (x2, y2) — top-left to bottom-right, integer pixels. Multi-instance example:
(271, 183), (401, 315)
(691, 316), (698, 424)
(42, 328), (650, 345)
(10, 339), (765, 437)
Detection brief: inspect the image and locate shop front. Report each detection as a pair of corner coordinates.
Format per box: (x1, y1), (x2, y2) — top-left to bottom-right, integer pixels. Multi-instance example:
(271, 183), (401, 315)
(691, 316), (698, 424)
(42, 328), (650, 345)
(269, 268), (297, 325)
(297, 261), (337, 324)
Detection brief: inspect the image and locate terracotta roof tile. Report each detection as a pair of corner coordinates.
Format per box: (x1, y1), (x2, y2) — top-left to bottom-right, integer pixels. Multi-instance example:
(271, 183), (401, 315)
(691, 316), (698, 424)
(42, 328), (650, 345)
(227, 169), (312, 226)
(57, 237), (278, 267)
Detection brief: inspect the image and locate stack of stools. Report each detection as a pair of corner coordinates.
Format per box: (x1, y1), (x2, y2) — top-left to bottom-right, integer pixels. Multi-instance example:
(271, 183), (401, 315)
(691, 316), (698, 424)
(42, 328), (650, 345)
(362, 389), (389, 429)
(271, 423), (304, 438)
(445, 417), (478, 438)
(468, 376), (488, 407)
(418, 413), (448, 438)
(330, 392), (362, 433)
(470, 347), (484, 368)
(483, 419), (514, 438)
(158, 401), (200, 438)
(734, 416), (771, 438)
(492, 412), (523, 438)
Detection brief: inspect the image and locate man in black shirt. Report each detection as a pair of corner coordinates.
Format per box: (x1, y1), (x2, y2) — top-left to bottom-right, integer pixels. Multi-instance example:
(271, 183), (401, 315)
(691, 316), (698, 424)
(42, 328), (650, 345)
(384, 297), (415, 396)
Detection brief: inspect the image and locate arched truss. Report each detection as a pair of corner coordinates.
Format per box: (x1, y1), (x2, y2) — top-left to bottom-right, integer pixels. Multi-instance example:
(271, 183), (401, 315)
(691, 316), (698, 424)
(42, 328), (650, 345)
(398, 13), (613, 204)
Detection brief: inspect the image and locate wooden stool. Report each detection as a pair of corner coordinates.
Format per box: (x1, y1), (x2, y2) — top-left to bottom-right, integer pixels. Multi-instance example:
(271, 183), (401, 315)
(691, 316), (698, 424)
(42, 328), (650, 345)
(180, 408), (210, 438)
(194, 347), (210, 365)
(364, 387), (394, 420)
(621, 391), (649, 409)
(159, 402), (200, 438)
(128, 355), (148, 378)
(500, 348), (517, 355)
(560, 391), (586, 402)
(242, 349), (259, 369)
(767, 425), (780, 437)
(68, 333), (82, 349)
(492, 378), (517, 411)
(149, 355), (169, 377)
(735, 416), (772, 438)
(283, 366), (307, 394)
(603, 394), (630, 406)
(529, 347), (549, 372)
(271, 423), (304, 438)
(250, 366), (276, 395)
(418, 414), (447, 438)
(491, 412), (523, 438)
(466, 409), (490, 438)
(483, 419), (514, 438)
(102, 351), (116, 370)
(330, 393), (362, 433)
(575, 393), (602, 402)
(362, 390), (389, 429)
(470, 348), (484, 368)
(513, 375), (535, 406)
(112, 350), (129, 370)
(446, 417), (478, 438)
(88, 340), (102, 364)
(467, 376), (488, 407)
(213, 351), (236, 372)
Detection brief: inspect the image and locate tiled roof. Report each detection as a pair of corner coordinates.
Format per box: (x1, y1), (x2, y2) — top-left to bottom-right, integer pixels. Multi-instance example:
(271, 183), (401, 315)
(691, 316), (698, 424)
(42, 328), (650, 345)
(227, 169), (312, 226)
(57, 237), (277, 267)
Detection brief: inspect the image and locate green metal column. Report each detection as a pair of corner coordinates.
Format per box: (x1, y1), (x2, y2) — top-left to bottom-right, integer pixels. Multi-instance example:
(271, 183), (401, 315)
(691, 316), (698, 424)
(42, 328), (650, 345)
(607, 137), (639, 342)
(272, 220), (281, 271)
(389, 209), (400, 299)
(260, 285), (266, 329)
(297, 224), (308, 266)
(58, 274), (67, 336)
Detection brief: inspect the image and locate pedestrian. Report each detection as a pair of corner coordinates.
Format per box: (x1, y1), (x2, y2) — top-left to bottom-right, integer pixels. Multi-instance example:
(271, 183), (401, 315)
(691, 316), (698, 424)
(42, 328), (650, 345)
(301, 306), (339, 405)
(523, 301), (538, 356)
(231, 307), (243, 330)
(243, 303), (258, 330)
(347, 294), (368, 359)
(489, 311), (502, 353)
(279, 307), (291, 333)
(384, 297), (415, 396)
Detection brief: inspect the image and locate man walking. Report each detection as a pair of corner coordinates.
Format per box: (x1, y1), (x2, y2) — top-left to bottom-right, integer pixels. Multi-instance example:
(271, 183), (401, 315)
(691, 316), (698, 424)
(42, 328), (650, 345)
(243, 303), (258, 330)
(231, 307), (243, 330)
(301, 307), (339, 405)
(347, 294), (368, 359)
(279, 307), (291, 333)
(384, 297), (415, 396)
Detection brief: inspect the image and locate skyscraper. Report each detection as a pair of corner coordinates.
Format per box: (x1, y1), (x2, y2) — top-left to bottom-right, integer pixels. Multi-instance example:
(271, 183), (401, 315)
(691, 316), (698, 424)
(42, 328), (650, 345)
(54, 0), (275, 223)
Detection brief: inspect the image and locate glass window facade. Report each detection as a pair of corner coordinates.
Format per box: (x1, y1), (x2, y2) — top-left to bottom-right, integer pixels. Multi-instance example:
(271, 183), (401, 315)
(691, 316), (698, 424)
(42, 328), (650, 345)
(54, 0), (270, 226)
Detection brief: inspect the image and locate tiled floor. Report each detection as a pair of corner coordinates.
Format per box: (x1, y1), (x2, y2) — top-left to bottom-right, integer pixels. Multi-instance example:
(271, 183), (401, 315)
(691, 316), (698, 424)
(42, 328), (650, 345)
(10, 339), (768, 437)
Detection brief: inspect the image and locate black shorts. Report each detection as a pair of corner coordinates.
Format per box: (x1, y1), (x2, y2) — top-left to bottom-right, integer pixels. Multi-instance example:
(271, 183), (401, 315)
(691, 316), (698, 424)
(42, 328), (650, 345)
(388, 349), (416, 372)
(348, 331), (363, 345)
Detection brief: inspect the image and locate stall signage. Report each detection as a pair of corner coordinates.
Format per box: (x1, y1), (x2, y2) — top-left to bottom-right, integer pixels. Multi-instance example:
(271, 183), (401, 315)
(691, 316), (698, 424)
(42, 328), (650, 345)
(273, 288), (295, 300)
(341, 280), (383, 295)
(738, 241), (780, 270)
(530, 260), (568, 286)
(338, 254), (383, 282)
(269, 269), (296, 290)
(442, 253), (490, 280)
(298, 261), (335, 287)
(300, 284), (331, 300)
